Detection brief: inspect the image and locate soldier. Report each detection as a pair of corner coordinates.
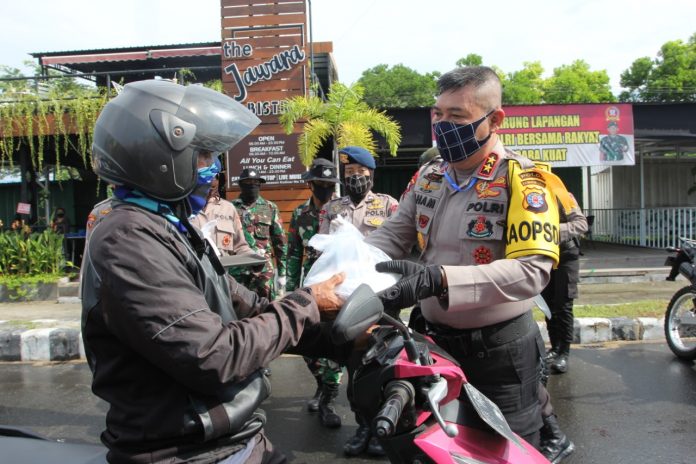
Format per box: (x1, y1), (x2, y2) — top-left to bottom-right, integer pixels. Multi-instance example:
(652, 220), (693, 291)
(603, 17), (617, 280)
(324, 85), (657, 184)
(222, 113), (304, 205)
(365, 66), (574, 463)
(599, 121), (630, 161)
(191, 167), (253, 257)
(230, 168), (287, 300)
(317, 146), (399, 458)
(286, 158), (343, 429)
(318, 146), (399, 237)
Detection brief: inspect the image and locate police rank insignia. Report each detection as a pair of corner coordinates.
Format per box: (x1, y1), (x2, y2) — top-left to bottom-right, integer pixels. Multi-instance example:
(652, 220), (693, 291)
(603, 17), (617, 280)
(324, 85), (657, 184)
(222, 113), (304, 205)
(472, 246), (493, 264)
(476, 153), (501, 178)
(467, 216), (494, 238)
(368, 217), (385, 227)
(522, 188), (548, 213)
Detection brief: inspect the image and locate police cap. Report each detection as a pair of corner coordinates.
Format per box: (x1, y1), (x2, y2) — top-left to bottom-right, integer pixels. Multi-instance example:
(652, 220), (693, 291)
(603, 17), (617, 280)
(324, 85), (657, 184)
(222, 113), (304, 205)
(338, 146), (376, 170)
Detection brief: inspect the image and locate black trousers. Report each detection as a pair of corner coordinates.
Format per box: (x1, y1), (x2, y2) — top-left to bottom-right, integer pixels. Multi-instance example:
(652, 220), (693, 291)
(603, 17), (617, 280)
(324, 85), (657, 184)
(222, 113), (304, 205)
(429, 313), (544, 446)
(542, 247), (580, 353)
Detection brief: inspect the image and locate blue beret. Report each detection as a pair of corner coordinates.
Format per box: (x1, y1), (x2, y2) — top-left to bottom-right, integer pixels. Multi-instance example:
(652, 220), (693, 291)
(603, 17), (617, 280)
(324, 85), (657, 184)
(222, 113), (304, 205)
(338, 146), (376, 170)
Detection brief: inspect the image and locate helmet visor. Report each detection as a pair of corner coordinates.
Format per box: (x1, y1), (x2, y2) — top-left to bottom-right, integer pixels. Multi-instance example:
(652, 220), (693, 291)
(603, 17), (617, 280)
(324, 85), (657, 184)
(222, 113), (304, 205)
(176, 85), (260, 154)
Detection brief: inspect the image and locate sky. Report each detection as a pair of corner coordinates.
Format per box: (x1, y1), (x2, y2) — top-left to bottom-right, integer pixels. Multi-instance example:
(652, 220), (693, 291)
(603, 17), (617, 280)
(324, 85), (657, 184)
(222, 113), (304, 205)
(1, 0), (695, 95)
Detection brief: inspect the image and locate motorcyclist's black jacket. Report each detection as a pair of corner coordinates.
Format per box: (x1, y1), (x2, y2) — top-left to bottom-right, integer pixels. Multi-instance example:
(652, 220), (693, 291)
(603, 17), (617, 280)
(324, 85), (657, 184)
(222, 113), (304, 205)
(81, 203), (347, 463)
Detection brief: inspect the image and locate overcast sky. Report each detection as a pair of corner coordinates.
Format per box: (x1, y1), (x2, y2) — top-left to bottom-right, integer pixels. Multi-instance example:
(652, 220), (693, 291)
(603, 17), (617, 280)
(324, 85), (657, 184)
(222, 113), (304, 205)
(1, 0), (694, 94)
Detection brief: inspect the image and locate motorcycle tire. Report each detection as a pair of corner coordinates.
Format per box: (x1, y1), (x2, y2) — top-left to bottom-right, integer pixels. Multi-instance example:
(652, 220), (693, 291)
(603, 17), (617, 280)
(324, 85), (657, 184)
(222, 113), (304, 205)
(664, 285), (696, 361)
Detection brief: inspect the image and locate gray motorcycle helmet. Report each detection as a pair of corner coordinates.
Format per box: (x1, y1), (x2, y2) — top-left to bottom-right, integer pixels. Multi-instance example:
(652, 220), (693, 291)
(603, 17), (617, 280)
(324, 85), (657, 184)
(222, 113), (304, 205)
(92, 80), (260, 201)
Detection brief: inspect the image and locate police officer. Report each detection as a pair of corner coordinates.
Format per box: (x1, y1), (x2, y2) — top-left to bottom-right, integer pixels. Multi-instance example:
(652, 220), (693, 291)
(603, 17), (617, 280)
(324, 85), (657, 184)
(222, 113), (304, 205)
(365, 66), (573, 460)
(318, 146), (399, 237)
(317, 146), (398, 457)
(231, 168), (287, 300)
(191, 165), (253, 257)
(286, 158), (343, 429)
(81, 79), (352, 464)
(542, 192), (587, 374)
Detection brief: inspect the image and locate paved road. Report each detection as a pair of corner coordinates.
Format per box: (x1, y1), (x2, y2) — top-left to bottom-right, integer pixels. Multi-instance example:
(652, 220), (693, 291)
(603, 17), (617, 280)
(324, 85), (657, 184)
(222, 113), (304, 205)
(2, 342), (695, 463)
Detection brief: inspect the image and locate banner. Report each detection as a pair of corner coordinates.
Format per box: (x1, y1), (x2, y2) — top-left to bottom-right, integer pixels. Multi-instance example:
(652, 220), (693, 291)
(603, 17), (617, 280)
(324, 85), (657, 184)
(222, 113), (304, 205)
(498, 104), (635, 167)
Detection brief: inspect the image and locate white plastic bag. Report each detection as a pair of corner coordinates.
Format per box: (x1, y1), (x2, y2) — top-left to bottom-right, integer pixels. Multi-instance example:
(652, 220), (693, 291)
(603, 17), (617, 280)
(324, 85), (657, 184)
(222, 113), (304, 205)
(303, 216), (398, 299)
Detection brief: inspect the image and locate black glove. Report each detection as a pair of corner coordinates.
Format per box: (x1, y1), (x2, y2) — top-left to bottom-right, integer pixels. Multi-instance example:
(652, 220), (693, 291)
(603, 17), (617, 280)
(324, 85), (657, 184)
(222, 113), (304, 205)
(375, 260), (446, 313)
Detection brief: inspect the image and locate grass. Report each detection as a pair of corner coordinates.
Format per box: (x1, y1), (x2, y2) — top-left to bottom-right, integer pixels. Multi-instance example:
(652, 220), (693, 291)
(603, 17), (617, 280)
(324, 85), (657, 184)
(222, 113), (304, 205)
(533, 299), (666, 321)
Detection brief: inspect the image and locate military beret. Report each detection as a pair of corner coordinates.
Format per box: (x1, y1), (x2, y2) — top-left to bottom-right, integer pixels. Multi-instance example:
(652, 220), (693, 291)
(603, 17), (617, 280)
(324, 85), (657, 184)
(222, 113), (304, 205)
(607, 121), (618, 128)
(338, 146), (376, 170)
(238, 168), (266, 183)
(301, 158), (340, 183)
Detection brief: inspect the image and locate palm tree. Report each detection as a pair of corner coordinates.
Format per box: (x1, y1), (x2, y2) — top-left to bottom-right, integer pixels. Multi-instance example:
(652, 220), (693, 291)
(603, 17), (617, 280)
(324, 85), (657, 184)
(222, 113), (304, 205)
(279, 82), (401, 166)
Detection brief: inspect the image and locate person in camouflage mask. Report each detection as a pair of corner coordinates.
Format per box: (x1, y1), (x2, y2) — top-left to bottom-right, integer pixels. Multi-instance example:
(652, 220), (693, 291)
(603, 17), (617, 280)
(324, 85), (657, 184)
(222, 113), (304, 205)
(286, 158), (344, 429)
(230, 168), (287, 300)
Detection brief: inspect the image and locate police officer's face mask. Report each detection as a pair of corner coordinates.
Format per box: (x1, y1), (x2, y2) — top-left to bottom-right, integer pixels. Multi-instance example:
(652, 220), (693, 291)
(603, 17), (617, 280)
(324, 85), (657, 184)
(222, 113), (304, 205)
(433, 110), (494, 163)
(188, 162), (220, 216)
(344, 174), (372, 197)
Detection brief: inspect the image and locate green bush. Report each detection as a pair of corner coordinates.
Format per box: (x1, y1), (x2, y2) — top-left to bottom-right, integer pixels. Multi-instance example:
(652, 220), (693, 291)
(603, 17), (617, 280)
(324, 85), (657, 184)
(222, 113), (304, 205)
(0, 229), (66, 276)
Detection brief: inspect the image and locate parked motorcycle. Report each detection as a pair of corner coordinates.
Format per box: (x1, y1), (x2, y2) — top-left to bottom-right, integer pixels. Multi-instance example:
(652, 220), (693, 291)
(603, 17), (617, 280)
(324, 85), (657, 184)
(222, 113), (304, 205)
(664, 237), (696, 360)
(333, 284), (550, 464)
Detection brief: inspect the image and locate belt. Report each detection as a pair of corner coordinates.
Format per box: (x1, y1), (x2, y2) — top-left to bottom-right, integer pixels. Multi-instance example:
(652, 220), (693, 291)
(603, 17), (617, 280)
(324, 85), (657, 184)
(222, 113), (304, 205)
(560, 238), (578, 251)
(426, 311), (535, 349)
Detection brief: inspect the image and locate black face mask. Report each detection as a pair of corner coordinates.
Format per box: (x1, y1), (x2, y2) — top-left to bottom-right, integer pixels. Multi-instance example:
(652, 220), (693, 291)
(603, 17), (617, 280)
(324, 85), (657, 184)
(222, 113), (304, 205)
(240, 184), (260, 204)
(312, 184), (334, 204)
(344, 174), (373, 203)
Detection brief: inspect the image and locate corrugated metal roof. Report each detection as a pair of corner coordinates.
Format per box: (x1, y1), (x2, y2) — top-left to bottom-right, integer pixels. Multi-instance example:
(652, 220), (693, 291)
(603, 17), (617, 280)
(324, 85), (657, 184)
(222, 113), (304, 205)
(30, 41), (220, 58)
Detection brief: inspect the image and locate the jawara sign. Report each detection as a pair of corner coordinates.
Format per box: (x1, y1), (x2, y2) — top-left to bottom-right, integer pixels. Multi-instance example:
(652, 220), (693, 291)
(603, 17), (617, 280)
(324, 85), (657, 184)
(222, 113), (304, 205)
(221, 0), (309, 187)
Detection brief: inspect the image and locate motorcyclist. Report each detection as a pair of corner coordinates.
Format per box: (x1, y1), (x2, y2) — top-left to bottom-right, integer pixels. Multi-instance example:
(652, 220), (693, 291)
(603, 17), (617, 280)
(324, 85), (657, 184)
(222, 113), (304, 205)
(81, 80), (352, 464)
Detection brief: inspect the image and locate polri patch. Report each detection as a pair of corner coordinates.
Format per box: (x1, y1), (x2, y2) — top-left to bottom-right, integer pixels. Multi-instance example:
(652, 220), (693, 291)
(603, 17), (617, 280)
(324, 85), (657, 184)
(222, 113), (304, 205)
(467, 216), (494, 238)
(522, 188), (548, 213)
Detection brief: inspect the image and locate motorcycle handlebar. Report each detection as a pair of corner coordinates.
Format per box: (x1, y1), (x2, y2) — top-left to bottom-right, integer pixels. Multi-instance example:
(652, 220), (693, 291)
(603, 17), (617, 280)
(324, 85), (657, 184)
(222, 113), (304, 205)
(373, 381), (414, 438)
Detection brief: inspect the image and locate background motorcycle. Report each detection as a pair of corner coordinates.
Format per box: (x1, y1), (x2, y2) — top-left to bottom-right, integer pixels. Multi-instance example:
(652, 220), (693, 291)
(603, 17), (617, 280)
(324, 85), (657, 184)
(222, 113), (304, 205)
(333, 284), (550, 464)
(664, 237), (696, 360)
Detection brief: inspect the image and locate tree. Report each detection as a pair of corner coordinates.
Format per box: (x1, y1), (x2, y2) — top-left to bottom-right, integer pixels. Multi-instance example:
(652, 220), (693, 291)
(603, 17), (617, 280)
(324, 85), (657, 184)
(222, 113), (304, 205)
(456, 54), (483, 67)
(501, 61), (545, 105)
(619, 34), (696, 102)
(357, 64), (438, 108)
(543, 60), (614, 103)
(279, 82), (401, 166)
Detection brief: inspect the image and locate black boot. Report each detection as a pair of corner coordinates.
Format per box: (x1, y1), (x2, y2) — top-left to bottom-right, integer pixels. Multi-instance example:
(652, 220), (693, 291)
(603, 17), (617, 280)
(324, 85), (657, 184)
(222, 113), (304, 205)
(366, 436), (386, 456)
(318, 383), (341, 428)
(344, 424), (370, 456)
(550, 344), (569, 374)
(540, 414), (575, 463)
(306, 377), (322, 413)
(545, 348), (559, 362)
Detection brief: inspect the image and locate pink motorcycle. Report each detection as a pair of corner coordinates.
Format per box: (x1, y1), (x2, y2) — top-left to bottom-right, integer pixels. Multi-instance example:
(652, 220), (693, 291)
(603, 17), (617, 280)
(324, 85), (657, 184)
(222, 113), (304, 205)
(333, 284), (550, 464)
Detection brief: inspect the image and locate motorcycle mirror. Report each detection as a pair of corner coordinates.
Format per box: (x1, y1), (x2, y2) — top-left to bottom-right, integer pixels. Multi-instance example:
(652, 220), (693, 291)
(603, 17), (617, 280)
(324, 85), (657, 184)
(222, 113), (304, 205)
(332, 284), (384, 344)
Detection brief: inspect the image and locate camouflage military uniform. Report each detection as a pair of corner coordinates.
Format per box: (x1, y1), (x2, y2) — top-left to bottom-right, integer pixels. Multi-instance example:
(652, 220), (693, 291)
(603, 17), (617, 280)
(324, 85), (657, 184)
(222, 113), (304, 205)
(599, 134), (629, 161)
(230, 196), (287, 300)
(287, 197), (343, 386)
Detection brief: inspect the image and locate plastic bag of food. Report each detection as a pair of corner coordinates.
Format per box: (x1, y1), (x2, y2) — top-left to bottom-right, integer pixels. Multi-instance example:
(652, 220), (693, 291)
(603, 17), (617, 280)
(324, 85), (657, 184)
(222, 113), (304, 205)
(303, 216), (398, 299)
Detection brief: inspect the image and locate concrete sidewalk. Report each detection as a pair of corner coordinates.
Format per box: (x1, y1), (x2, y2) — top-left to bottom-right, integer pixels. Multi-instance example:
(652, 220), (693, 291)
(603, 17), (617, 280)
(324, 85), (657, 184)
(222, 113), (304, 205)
(0, 241), (682, 361)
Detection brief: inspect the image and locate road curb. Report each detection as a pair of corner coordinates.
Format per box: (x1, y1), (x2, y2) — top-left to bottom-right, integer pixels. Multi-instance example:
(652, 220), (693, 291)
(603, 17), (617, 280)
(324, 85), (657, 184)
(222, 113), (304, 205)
(0, 317), (668, 362)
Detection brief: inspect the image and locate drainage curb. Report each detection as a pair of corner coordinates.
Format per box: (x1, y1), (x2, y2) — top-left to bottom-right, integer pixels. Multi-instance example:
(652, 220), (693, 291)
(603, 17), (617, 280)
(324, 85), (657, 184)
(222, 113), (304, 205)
(0, 318), (668, 362)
